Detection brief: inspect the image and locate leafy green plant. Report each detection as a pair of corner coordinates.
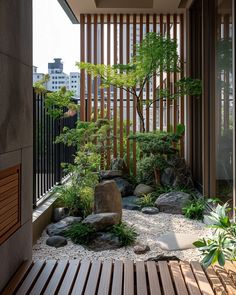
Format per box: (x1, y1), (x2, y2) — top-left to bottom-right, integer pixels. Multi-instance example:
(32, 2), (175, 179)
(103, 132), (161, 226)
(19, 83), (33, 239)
(183, 199), (205, 220)
(77, 32), (201, 132)
(194, 203), (236, 268)
(63, 222), (96, 245)
(110, 222), (138, 246)
(136, 193), (156, 208)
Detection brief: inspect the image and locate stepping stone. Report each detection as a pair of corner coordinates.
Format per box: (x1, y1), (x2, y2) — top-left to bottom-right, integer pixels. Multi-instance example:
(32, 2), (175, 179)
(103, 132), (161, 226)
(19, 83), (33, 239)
(156, 233), (198, 251)
(141, 207), (159, 214)
(46, 236), (67, 248)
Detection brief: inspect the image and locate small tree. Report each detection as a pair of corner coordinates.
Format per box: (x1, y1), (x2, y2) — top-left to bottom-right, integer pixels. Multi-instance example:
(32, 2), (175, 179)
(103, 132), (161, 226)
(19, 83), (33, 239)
(77, 32), (201, 132)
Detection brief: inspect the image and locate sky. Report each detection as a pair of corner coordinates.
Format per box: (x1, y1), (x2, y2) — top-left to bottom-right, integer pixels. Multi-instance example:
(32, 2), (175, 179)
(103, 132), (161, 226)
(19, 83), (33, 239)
(33, 0), (80, 74)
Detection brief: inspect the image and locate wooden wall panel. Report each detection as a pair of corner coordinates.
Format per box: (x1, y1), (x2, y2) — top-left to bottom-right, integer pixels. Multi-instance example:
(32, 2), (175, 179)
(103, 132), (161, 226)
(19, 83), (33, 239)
(0, 165), (21, 245)
(79, 14), (185, 172)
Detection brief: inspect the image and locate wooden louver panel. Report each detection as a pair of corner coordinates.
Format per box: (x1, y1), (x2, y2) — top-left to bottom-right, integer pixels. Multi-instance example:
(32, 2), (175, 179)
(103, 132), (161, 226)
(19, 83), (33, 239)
(0, 165), (21, 245)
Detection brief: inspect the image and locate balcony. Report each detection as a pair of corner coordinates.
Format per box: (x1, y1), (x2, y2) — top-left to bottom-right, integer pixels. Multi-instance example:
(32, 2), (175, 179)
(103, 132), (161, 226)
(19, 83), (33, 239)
(0, 0), (236, 294)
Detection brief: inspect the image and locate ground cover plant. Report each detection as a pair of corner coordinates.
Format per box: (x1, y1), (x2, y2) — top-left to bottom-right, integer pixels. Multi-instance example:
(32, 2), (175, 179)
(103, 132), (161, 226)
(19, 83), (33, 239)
(194, 202), (236, 268)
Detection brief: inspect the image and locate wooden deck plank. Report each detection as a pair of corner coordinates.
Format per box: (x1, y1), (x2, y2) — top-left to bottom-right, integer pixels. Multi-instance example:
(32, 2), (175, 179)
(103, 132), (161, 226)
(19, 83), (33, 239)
(111, 260), (123, 295)
(146, 261), (161, 295)
(224, 261), (236, 285)
(205, 266), (227, 295)
(123, 260), (134, 295)
(169, 261), (188, 295)
(1, 261), (33, 295)
(57, 260), (80, 295)
(97, 260), (113, 295)
(214, 264), (236, 295)
(180, 261), (201, 295)
(15, 261), (45, 295)
(29, 260), (57, 295)
(190, 261), (215, 295)
(84, 260), (102, 295)
(136, 261), (148, 295)
(71, 260), (91, 295)
(43, 260), (68, 295)
(158, 261), (175, 295)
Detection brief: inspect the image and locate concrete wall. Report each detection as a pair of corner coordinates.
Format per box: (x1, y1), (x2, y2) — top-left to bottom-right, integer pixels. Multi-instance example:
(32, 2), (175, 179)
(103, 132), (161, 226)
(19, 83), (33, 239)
(0, 0), (33, 291)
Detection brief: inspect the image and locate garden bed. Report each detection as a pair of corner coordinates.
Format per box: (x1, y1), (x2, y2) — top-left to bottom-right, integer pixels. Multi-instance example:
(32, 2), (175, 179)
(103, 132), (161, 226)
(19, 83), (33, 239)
(33, 209), (212, 262)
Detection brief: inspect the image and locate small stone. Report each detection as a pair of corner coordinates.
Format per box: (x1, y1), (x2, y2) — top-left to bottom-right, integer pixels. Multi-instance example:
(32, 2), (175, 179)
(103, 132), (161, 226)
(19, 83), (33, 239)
(156, 233), (198, 251)
(100, 170), (123, 180)
(134, 184), (154, 197)
(82, 213), (120, 231)
(141, 207), (159, 215)
(155, 191), (192, 214)
(46, 236), (67, 248)
(114, 177), (133, 197)
(53, 207), (69, 222)
(122, 196), (141, 211)
(134, 244), (150, 254)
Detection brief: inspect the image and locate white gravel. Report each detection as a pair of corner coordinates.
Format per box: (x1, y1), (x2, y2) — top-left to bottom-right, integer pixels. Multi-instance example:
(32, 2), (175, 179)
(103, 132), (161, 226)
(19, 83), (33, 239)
(33, 210), (212, 262)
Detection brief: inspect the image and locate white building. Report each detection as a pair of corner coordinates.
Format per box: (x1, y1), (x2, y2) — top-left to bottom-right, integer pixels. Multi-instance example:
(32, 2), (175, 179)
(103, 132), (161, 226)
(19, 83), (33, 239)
(33, 59), (80, 98)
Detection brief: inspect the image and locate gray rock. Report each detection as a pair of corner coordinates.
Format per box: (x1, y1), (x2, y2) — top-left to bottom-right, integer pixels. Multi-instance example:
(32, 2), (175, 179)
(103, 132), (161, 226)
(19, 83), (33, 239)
(134, 244), (150, 254)
(122, 196), (141, 211)
(47, 216), (82, 236)
(111, 158), (128, 174)
(134, 184), (154, 197)
(114, 177), (133, 197)
(82, 213), (120, 231)
(53, 207), (69, 222)
(156, 233), (198, 251)
(161, 156), (194, 189)
(141, 207), (159, 215)
(46, 236), (67, 248)
(155, 191), (192, 214)
(100, 170), (123, 180)
(161, 168), (175, 187)
(94, 180), (122, 220)
(88, 232), (121, 251)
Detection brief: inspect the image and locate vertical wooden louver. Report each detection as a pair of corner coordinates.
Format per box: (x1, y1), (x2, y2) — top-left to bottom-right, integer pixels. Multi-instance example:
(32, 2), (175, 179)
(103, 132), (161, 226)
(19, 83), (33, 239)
(0, 165), (21, 244)
(79, 14), (185, 172)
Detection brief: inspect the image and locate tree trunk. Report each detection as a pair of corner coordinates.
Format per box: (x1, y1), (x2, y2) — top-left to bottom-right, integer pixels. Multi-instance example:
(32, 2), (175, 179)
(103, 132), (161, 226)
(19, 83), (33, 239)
(154, 168), (161, 185)
(136, 96), (145, 132)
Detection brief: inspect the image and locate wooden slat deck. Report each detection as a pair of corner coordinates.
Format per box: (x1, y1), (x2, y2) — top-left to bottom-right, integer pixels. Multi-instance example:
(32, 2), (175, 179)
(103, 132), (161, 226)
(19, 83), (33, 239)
(3, 260), (236, 295)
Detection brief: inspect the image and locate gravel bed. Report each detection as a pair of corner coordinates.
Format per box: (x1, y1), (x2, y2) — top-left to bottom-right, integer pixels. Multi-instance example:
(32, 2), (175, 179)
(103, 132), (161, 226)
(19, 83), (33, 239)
(33, 210), (212, 262)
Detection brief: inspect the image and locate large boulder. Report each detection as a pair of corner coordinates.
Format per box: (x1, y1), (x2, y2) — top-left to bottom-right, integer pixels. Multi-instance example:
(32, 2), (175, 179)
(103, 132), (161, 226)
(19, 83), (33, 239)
(111, 158), (128, 175)
(114, 177), (133, 197)
(82, 213), (120, 231)
(88, 232), (121, 251)
(134, 184), (154, 197)
(46, 236), (67, 248)
(161, 157), (194, 189)
(53, 207), (69, 222)
(94, 180), (122, 220)
(47, 216), (82, 236)
(100, 170), (122, 180)
(155, 191), (192, 214)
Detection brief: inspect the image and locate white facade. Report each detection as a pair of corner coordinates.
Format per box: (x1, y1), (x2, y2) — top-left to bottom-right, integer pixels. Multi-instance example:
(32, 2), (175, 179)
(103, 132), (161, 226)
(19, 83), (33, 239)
(33, 59), (80, 98)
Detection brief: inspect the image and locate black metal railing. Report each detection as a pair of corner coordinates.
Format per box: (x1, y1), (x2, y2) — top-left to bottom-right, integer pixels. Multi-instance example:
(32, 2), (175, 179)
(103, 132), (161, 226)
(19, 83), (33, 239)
(33, 89), (77, 208)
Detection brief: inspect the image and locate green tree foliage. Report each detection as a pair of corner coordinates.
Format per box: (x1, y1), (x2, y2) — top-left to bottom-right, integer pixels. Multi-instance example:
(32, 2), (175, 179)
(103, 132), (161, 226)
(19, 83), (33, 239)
(129, 124), (185, 184)
(77, 32), (201, 132)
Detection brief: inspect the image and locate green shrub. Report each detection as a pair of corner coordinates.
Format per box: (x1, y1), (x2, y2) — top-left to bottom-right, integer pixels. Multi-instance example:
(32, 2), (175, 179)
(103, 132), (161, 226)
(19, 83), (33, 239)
(183, 199), (205, 220)
(110, 222), (138, 246)
(136, 193), (156, 208)
(55, 184), (93, 218)
(194, 203), (236, 268)
(63, 222), (96, 245)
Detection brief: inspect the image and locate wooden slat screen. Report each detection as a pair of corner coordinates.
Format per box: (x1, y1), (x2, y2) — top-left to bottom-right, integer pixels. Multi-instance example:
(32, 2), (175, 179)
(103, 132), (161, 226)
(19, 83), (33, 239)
(79, 14), (185, 173)
(0, 165), (21, 244)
